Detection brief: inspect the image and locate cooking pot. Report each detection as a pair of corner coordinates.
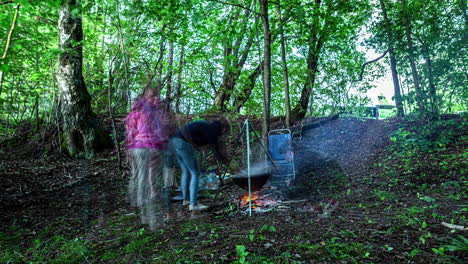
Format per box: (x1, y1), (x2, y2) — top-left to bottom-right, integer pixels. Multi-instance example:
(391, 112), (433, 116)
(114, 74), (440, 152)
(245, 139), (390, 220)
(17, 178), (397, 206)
(232, 164), (270, 191)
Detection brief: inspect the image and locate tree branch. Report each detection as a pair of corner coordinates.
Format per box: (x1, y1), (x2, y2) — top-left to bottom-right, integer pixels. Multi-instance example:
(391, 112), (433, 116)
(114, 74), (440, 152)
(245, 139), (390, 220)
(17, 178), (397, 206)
(0, 3), (20, 97)
(35, 16), (55, 26)
(208, 0), (261, 16)
(0, 1), (15, 5)
(1, 3), (20, 60)
(353, 50), (388, 82)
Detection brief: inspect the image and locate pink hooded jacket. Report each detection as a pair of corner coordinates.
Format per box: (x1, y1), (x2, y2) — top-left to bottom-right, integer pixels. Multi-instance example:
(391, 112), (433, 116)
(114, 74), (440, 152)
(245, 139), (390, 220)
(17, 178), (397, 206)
(125, 97), (169, 149)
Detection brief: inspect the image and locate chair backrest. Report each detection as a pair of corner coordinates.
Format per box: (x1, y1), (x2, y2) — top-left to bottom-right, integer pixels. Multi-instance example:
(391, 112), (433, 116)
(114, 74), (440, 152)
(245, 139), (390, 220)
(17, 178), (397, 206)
(268, 133), (291, 160)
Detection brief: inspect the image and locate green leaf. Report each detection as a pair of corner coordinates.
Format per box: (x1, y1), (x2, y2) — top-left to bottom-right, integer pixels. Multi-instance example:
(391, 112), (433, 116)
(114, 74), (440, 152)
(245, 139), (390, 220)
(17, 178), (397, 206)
(0, 64), (10, 73)
(420, 196), (436, 203)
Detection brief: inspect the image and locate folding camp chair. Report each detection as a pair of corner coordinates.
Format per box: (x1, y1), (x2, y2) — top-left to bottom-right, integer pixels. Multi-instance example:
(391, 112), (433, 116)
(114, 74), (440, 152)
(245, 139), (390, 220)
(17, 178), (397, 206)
(267, 129), (296, 186)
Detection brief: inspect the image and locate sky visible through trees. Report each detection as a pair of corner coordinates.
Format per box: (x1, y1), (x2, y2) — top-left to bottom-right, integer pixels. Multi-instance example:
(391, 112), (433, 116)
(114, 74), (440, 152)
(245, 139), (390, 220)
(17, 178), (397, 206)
(0, 0), (466, 131)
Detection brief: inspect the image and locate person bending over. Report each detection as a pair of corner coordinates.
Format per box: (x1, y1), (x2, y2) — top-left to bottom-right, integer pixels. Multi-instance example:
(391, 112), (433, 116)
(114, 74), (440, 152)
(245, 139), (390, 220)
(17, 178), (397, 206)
(170, 119), (228, 210)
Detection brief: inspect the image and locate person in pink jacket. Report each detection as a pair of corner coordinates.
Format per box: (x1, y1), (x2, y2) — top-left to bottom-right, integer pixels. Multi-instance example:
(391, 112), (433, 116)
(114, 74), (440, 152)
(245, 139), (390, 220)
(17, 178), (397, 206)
(125, 88), (175, 228)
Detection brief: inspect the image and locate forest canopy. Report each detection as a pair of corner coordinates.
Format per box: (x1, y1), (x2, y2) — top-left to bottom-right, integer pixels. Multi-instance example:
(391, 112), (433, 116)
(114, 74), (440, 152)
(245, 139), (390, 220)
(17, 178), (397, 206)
(0, 0), (466, 134)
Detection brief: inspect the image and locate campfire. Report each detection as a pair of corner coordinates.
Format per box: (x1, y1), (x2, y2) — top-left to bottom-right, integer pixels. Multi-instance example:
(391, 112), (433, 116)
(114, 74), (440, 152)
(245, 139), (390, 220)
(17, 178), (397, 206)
(238, 189), (281, 213)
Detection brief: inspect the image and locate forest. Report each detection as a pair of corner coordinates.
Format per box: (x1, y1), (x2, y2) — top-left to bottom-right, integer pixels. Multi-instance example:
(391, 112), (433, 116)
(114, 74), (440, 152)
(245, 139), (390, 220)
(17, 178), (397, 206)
(0, 0), (466, 263)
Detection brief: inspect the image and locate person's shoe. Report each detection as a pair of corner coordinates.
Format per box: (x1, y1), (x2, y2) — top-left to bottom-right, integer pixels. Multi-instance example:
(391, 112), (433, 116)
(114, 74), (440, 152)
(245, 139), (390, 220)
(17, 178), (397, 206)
(182, 200), (190, 206)
(189, 203), (208, 211)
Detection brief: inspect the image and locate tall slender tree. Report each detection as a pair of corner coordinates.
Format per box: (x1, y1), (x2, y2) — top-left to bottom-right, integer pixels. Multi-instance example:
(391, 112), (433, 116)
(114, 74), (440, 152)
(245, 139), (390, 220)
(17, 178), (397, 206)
(259, 0), (272, 142)
(290, 0), (327, 121)
(276, 0), (291, 127)
(165, 34), (174, 105)
(401, 0), (425, 113)
(379, 0), (404, 117)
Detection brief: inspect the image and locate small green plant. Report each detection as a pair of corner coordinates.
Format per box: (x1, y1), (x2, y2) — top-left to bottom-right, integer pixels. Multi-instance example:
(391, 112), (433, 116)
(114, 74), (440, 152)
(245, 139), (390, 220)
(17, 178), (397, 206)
(406, 248), (422, 258)
(432, 235), (467, 263)
(374, 190), (398, 201)
(444, 235), (468, 252)
(235, 244), (249, 264)
(260, 225), (276, 232)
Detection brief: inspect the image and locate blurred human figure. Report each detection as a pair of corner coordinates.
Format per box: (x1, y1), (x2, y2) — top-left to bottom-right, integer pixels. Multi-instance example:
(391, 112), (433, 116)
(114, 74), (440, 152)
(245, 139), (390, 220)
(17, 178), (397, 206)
(170, 118), (229, 211)
(158, 99), (179, 190)
(125, 88), (175, 228)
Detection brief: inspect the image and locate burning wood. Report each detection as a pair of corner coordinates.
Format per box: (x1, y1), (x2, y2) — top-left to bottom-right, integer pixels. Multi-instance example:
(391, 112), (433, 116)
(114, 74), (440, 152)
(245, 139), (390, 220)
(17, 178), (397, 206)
(239, 193), (259, 207)
(237, 190), (282, 213)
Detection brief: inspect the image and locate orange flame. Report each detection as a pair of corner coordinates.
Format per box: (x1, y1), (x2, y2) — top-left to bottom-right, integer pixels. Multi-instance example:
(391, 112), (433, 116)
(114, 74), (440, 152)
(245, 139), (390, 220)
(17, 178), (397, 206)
(240, 193), (257, 207)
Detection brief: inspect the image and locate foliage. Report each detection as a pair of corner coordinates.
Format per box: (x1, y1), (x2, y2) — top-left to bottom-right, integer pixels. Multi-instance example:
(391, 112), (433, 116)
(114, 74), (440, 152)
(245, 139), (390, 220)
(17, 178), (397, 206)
(0, 0), (464, 138)
(366, 0), (467, 116)
(380, 115), (467, 185)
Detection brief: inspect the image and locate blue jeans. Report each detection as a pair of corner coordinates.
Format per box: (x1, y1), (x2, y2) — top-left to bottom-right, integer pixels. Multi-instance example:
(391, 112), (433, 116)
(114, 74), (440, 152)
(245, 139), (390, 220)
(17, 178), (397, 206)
(170, 137), (200, 205)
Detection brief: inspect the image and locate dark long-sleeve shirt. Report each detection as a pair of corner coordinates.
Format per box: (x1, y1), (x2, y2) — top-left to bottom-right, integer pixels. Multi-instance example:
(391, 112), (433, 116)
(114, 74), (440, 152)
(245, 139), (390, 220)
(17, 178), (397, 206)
(174, 120), (227, 163)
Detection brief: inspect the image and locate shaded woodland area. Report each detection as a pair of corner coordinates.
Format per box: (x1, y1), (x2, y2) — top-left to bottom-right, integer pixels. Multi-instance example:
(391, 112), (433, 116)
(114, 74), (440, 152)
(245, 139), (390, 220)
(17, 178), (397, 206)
(0, 0), (467, 263)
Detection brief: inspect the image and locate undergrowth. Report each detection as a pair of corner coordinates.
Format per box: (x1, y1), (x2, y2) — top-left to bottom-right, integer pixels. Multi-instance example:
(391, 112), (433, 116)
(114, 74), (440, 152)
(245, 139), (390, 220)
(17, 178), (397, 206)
(373, 115), (467, 263)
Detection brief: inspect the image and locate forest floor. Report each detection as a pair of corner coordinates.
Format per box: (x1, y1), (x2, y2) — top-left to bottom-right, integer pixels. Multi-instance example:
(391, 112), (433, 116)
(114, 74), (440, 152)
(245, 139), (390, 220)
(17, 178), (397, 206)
(0, 114), (466, 263)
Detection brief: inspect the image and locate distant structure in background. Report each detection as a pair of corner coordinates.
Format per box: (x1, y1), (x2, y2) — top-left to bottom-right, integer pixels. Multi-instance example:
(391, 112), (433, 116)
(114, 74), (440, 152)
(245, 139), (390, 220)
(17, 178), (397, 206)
(338, 105), (396, 119)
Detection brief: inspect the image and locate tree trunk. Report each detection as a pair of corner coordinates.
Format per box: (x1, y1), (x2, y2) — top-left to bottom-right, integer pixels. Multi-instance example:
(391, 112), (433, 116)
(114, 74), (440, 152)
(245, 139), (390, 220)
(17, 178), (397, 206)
(291, 0), (323, 122)
(291, 31), (323, 121)
(107, 57), (121, 169)
(276, 1), (291, 128)
(379, 0), (404, 117)
(115, 0), (130, 112)
(401, 0), (425, 113)
(57, 0), (107, 158)
(421, 42), (438, 116)
(259, 0), (271, 142)
(213, 5), (253, 111)
(234, 61), (263, 113)
(175, 45), (185, 113)
(165, 38), (174, 106)
(155, 38), (165, 97)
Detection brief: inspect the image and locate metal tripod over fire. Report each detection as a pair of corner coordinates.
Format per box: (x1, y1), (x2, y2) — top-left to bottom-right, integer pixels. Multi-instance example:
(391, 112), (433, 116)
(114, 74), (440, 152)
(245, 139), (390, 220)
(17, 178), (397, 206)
(235, 120), (282, 216)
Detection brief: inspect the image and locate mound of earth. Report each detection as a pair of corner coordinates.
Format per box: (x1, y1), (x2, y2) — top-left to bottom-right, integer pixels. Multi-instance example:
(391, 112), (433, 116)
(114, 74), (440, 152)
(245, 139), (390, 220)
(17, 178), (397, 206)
(286, 117), (397, 198)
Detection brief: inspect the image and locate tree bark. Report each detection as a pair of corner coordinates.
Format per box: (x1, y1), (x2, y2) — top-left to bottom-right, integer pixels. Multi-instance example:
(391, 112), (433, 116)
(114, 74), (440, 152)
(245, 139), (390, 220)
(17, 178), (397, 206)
(175, 45), (185, 113)
(234, 61), (263, 112)
(291, 29), (323, 121)
(165, 37), (174, 106)
(276, 1), (291, 128)
(401, 0), (425, 113)
(155, 37), (165, 97)
(259, 0), (271, 142)
(291, 0), (324, 121)
(421, 42), (438, 115)
(379, 0), (404, 117)
(115, 0), (131, 111)
(57, 0), (108, 158)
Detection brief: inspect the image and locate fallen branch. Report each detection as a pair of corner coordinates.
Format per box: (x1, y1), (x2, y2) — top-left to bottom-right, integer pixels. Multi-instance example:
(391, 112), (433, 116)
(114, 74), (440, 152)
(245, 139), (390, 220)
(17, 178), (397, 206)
(281, 199), (307, 205)
(441, 222), (466, 231)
